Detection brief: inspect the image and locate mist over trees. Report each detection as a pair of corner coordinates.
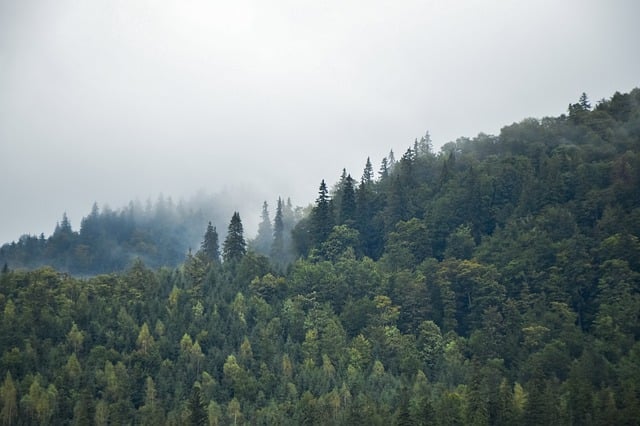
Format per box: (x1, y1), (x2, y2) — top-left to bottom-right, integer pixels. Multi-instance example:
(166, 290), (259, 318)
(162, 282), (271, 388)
(0, 193), (301, 275)
(0, 89), (639, 424)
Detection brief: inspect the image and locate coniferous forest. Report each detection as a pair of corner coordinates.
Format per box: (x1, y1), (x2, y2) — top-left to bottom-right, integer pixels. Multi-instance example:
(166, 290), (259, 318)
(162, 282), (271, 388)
(1, 89), (639, 424)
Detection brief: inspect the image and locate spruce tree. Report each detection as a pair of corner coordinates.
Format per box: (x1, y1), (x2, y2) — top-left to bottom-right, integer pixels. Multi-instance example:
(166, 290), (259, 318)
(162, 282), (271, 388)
(379, 157), (389, 179)
(282, 198), (297, 262)
(579, 92), (591, 110)
(311, 180), (333, 245)
(254, 201), (273, 256)
(188, 386), (207, 426)
(339, 174), (356, 226)
(416, 131), (433, 156)
(200, 222), (220, 263)
(388, 149), (396, 167)
(362, 157), (374, 185)
(271, 198), (285, 263)
(223, 212), (246, 263)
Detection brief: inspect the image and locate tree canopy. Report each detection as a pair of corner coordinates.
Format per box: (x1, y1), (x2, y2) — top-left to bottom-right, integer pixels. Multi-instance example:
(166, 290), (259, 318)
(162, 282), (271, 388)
(1, 88), (639, 424)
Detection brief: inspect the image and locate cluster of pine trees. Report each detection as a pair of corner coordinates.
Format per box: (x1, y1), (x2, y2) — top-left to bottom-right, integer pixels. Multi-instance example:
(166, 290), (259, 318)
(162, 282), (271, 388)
(249, 198), (303, 271)
(0, 194), (275, 275)
(0, 89), (639, 424)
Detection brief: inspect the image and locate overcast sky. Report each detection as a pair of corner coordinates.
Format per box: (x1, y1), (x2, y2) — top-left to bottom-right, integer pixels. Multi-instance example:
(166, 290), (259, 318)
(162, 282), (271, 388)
(1, 0), (639, 244)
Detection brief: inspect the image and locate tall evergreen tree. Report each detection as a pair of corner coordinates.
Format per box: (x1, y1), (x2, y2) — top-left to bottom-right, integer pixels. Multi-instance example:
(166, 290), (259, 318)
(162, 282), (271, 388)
(0, 372), (17, 426)
(362, 157), (374, 185)
(418, 131), (432, 156)
(200, 222), (220, 263)
(579, 92), (591, 110)
(388, 150), (396, 167)
(311, 180), (333, 246)
(339, 174), (356, 226)
(282, 198), (298, 263)
(356, 178), (380, 259)
(253, 201), (273, 256)
(379, 157), (389, 179)
(271, 198), (285, 263)
(223, 212), (246, 263)
(188, 386), (207, 426)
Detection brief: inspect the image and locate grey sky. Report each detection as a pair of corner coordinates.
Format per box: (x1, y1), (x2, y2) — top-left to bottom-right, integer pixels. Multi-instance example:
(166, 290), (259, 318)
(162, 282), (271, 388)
(1, 0), (639, 244)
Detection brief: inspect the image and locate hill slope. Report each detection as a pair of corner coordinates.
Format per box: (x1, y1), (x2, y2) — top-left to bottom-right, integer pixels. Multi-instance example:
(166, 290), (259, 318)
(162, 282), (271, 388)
(0, 89), (639, 424)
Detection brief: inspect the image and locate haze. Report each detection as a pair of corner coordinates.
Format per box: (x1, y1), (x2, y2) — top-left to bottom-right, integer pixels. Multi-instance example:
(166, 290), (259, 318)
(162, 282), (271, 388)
(1, 0), (639, 244)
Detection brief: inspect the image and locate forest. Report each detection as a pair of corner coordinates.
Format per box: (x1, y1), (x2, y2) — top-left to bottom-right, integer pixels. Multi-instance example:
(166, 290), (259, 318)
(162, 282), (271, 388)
(0, 89), (639, 425)
(0, 194), (301, 275)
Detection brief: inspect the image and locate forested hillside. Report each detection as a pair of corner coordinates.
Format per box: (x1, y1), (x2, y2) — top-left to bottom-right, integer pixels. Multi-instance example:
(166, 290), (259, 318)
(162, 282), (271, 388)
(0, 193), (300, 275)
(1, 89), (639, 425)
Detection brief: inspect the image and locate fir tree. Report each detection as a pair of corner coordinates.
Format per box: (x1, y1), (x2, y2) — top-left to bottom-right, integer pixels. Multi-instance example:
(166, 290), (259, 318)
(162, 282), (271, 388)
(339, 174), (356, 226)
(388, 149), (396, 167)
(271, 198), (285, 263)
(418, 131), (432, 156)
(311, 180), (333, 246)
(223, 212), (246, 263)
(362, 157), (374, 185)
(254, 201), (273, 256)
(200, 222), (220, 263)
(579, 92), (591, 110)
(188, 386), (207, 426)
(379, 157), (389, 179)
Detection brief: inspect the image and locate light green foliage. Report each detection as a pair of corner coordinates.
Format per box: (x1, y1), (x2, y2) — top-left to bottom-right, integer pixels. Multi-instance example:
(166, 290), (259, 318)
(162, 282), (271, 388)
(21, 375), (58, 425)
(320, 225), (360, 261)
(0, 88), (639, 423)
(67, 322), (85, 354)
(0, 372), (17, 426)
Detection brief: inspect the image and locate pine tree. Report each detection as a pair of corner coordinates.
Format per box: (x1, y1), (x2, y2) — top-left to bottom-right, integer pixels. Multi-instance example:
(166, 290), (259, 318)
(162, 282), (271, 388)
(0, 372), (17, 426)
(579, 92), (591, 110)
(339, 174), (356, 226)
(281, 197), (297, 264)
(311, 180), (333, 246)
(362, 157), (374, 185)
(379, 157), (389, 179)
(395, 388), (413, 426)
(388, 150), (396, 167)
(223, 212), (246, 263)
(188, 386), (207, 426)
(200, 222), (220, 263)
(271, 198), (285, 264)
(356, 177), (381, 259)
(254, 201), (273, 256)
(59, 212), (73, 233)
(418, 131), (432, 156)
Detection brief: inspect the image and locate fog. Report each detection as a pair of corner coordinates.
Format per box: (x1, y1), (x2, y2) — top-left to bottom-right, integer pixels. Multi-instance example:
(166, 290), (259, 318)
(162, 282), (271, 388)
(1, 0), (639, 244)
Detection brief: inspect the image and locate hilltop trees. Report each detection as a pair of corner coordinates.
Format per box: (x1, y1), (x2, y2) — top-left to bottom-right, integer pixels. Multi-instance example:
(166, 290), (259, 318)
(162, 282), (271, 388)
(199, 222), (220, 263)
(0, 89), (639, 423)
(252, 202), (273, 257)
(310, 179), (334, 248)
(223, 212), (246, 263)
(0, 195), (245, 274)
(270, 197), (287, 270)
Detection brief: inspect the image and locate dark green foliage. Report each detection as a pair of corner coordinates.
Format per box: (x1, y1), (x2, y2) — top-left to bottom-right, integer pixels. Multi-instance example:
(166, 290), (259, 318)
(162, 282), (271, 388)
(188, 386), (207, 425)
(253, 201), (273, 257)
(269, 197), (299, 270)
(199, 222), (220, 263)
(223, 212), (246, 263)
(311, 179), (333, 246)
(0, 88), (639, 424)
(338, 174), (357, 226)
(271, 198), (285, 264)
(0, 196), (234, 274)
